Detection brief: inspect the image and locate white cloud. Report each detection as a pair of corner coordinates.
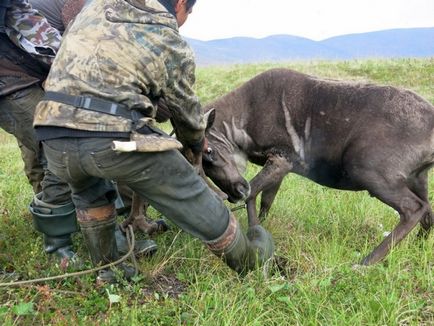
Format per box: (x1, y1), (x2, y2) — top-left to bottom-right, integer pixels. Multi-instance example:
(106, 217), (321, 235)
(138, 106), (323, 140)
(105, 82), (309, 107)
(181, 0), (434, 41)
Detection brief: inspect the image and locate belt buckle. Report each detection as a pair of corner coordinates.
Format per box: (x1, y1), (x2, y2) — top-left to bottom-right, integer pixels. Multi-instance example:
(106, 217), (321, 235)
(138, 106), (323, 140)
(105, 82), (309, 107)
(74, 96), (91, 109)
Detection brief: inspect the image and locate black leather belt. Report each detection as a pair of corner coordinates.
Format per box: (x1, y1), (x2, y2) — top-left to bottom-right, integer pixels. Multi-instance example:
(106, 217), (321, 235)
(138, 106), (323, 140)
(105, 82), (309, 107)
(43, 91), (143, 121)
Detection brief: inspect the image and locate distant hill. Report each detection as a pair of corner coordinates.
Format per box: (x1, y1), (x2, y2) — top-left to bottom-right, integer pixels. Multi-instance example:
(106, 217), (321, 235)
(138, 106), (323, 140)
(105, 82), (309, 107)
(184, 27), (434, 66)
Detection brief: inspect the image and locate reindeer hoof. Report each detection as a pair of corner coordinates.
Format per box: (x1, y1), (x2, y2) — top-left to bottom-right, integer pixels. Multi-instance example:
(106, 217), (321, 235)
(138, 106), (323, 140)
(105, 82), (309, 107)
(154, 219), (169, 233)
(139, 219), (169, 236)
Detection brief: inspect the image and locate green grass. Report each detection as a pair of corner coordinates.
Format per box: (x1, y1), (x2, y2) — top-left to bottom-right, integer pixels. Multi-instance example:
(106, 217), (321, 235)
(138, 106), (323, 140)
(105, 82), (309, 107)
(0, 58), (433, 325)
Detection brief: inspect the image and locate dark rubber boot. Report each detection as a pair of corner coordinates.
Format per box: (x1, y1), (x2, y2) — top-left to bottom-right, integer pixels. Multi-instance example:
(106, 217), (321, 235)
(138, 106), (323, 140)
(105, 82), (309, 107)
(206, 214), (274, 275)
(115, 225), (158, 257)
(77, 206), (136, 283)
(43, 234), (75, 259)
(30, 193), (80, 266)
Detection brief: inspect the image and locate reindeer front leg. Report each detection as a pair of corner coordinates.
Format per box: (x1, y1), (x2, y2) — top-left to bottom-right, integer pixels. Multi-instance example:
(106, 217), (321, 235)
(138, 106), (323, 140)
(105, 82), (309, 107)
(259, 178), (284, 221)
(246, 154), (292, 227)
(121, 192), (167, 235)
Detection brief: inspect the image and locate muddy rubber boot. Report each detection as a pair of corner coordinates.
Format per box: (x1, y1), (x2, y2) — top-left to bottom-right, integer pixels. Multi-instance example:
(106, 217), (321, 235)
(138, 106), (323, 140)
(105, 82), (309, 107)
(206, 214), (274, 275)
(77, 205), (136, 283)
(30, 193), (81, 268)
(43, 234), (76, 262)
(115, 225), (158, 257)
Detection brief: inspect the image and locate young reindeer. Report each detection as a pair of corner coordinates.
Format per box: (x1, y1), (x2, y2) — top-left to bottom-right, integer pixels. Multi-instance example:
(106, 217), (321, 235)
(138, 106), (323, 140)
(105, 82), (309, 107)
(201, 68), (434, 266)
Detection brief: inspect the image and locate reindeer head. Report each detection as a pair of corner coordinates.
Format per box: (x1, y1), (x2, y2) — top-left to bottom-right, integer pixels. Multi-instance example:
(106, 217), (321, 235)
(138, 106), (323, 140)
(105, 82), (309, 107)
(202, 109), (251, 203)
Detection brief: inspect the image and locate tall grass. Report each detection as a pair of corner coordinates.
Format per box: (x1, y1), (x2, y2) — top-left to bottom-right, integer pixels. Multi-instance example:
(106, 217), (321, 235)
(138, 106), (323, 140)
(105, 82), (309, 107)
(0, 58), (433, 325)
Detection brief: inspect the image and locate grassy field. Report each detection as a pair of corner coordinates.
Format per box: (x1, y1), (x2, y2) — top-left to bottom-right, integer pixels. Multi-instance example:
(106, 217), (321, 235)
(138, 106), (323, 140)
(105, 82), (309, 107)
(0, 58), (433, 325)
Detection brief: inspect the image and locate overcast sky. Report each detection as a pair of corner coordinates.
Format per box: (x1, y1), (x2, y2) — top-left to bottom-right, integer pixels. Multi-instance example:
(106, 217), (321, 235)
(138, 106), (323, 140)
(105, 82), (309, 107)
(181, 0), (434, 41)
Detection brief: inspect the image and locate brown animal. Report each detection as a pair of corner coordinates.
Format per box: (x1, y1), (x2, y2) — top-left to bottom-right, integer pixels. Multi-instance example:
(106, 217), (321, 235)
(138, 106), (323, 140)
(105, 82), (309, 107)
(201, 68), (434, 266)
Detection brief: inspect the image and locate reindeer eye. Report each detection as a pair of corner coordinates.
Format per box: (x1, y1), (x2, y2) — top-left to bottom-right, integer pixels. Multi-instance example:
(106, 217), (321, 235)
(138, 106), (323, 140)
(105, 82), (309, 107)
(203, 147), (215, 164)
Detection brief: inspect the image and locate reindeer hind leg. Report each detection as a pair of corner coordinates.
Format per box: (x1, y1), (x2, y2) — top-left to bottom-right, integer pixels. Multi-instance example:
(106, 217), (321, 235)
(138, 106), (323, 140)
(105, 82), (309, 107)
(358, 179), (429, 265)
(407, 170), (433, 237)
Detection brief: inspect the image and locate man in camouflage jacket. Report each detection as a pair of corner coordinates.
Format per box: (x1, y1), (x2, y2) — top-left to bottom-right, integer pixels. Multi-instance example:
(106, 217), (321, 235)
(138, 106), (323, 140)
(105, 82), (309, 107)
(0, 0), (156, 269)
(35, 0), (275, 282)
(0, 0), (78, 264)
(0, 0), (86, 195)
(0, 0), (62, 192)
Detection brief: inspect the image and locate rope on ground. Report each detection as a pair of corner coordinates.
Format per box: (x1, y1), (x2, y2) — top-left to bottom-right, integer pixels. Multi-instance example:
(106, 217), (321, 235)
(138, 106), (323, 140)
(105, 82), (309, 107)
(0, 205), (247, 287)
(0, 225), (137, 287)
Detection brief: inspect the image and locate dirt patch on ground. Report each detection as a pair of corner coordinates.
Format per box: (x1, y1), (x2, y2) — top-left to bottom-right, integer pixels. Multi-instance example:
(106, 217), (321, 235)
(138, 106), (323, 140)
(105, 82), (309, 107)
(141, 274), (187, 299)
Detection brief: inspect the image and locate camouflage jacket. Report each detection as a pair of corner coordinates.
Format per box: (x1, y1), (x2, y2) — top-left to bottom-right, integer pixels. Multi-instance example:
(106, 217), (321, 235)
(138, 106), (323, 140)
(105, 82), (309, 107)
(0, 33), (47, 96)
(0, 0), (63, 96)
(35, 0), (205, 148)
(2, 0), (62, 65)
(30, 0), (87, 34)
(30, 0), (66, 33)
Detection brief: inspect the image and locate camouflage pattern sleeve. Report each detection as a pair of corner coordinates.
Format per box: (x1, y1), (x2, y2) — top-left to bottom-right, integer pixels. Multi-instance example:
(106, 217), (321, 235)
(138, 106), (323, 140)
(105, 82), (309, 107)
(5, 0), (62, 65)
(163, 46), (205, 147)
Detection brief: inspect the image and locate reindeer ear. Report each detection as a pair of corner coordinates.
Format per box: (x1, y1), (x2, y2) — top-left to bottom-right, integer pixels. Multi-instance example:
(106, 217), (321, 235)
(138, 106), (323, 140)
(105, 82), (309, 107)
(204, 108), (216, 130)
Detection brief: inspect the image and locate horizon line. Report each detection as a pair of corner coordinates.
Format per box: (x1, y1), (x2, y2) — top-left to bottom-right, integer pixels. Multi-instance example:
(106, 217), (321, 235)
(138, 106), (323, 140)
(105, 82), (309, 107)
(182, 26), (434, 43)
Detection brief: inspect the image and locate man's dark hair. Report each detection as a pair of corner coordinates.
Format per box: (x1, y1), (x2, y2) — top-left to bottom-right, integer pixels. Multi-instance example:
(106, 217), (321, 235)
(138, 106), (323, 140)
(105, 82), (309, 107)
(160, 0), (196, 16)
(185, 0), (196, 11)
(170, 0), (196, 11)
